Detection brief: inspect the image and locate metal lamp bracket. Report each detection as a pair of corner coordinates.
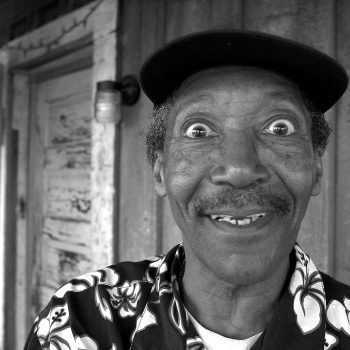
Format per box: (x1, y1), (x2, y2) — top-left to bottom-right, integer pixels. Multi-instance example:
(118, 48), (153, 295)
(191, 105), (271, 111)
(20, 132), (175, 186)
(115, 75), (140, 106)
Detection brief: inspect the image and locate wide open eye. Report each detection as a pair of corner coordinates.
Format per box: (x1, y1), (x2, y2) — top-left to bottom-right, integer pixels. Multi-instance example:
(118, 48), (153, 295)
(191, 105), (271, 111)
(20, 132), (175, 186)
(184, 122), (216, 138)
(265, 119), (296, 136)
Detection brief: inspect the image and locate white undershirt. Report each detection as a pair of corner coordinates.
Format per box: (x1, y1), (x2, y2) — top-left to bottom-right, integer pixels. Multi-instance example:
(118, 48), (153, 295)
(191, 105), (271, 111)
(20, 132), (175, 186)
(187, 311), (262, 350)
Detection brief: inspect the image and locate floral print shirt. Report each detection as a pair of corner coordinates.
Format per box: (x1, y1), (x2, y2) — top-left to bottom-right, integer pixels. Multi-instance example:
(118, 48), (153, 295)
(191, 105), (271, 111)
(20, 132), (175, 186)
(24, 243), (350, 350)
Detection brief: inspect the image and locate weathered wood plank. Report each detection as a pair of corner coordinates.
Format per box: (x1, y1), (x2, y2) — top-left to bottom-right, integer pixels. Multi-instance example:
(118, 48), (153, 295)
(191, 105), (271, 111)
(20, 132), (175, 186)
(45, 169), (91, 221)
(335, 0), (350, 285)
(45, 143), (91, 169)
(243, 0), (299, 38)
(43, 216), (92, 247)
(48, 90), (91, 145)
(0, 61), (5, 350)
(3, 118), (18, 350)
(166, 0), (211, 39)
(40, 231), (91, 307)
(297, 1), (335, 52)
(27, 84), (45, 322)
(90, 0), (118, 269)
(10, 73), (30, 348)
(209, 0), (243, 29)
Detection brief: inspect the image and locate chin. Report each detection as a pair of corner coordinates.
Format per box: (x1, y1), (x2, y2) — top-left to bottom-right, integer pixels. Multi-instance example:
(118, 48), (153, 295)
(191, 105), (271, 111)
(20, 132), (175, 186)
(205, 248), (290, 287)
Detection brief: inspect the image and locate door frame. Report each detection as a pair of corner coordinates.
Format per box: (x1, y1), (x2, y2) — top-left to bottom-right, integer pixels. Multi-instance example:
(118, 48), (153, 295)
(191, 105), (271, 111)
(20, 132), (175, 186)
(0, 1), (119, 348)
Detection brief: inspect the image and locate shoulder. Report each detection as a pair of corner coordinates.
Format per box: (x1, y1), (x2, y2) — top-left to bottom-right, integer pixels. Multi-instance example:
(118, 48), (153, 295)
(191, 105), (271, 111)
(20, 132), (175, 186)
(24, 254), (167, 350)
(52, 253), (166, 299)
(321, 272), (350, 350)
(320, 271), (350, 302)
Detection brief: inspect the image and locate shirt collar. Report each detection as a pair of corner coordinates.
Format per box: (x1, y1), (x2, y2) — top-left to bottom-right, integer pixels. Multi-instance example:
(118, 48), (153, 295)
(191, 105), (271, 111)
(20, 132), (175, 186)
(132, 242), (327, 350)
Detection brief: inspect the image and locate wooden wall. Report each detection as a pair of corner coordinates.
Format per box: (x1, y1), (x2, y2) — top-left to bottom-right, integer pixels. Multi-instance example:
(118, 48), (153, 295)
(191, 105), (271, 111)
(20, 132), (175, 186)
(118, 0), (350, 285)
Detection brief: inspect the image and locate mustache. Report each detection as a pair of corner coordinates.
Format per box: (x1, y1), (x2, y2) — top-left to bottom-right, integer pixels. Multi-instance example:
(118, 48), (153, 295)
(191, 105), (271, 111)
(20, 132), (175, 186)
(193, 187), (291, 217)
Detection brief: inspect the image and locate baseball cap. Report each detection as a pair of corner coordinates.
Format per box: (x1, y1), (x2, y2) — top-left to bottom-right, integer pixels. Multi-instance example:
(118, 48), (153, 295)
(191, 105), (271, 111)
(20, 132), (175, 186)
(139, 30), (348, 112)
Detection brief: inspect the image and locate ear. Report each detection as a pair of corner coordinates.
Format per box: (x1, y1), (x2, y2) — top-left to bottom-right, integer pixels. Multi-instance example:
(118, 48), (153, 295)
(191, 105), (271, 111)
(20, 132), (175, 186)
(311, 152), (323, 196)
(153, 152), (167, 197)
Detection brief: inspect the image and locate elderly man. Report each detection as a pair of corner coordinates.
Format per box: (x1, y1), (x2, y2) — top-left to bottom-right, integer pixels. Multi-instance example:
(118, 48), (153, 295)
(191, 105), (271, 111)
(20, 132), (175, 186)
(25, 31), (350, 350)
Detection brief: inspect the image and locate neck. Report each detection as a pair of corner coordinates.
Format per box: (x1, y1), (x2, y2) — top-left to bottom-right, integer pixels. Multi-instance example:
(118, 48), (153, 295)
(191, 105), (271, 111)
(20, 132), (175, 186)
(181, 250), (291, 339)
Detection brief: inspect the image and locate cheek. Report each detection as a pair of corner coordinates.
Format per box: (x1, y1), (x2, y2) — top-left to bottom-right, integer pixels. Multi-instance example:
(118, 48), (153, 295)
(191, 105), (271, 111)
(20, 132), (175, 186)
(271, 149), (316, 203)
(163, 141), (212, 205)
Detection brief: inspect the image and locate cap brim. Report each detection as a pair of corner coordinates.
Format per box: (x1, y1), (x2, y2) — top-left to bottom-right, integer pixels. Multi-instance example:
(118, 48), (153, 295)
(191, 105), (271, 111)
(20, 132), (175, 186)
(139, 30), (348, 112)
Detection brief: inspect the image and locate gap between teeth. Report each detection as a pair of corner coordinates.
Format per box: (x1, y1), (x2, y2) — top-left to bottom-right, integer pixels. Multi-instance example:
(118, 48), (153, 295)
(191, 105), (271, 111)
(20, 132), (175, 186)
(210, 213), (267, 225)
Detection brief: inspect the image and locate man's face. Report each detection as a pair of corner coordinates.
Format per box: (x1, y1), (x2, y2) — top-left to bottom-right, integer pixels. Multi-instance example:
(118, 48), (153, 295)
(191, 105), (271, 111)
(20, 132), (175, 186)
(154, 66), (322, 285)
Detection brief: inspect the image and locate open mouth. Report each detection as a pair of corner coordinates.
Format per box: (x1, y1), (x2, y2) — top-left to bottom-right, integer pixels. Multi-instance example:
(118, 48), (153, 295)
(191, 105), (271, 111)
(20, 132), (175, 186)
(209, 213), (267, 226)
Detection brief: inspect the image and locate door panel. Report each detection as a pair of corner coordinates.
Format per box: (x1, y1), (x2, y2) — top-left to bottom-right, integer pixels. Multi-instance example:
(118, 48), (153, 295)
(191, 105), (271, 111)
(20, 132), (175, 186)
(28, 68), (92, 314)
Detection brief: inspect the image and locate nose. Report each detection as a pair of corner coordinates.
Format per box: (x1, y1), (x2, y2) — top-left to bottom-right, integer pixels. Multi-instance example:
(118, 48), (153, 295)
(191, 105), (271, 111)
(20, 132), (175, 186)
(209, 130), (270, 188)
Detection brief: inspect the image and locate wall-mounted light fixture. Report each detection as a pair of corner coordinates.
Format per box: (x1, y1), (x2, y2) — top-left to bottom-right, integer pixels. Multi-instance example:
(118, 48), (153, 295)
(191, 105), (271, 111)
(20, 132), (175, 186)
(95, 75), (140, 123)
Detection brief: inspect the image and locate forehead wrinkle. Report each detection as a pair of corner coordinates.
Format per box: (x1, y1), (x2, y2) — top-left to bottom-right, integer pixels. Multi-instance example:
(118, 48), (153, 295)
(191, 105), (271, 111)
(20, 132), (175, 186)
(263, 89), (304, 107)
(176, 93), (215, 114)
(177, 76), (304, 110)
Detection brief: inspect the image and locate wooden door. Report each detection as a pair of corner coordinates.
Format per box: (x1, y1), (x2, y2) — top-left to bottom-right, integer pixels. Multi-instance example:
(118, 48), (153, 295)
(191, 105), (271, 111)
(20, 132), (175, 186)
(28, 67), (92, 316)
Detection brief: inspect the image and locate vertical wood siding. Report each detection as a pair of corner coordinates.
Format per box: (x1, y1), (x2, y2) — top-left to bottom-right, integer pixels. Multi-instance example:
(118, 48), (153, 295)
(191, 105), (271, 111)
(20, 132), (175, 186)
(119, 0), (350, 285)
(335, 0), (350, 284)
(10, 74), (30, 346)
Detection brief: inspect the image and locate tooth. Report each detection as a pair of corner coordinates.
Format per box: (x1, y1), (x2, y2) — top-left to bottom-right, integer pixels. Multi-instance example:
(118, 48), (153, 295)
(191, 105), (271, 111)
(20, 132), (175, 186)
(237, 218), (251, 225)
(219, 216), (234, 224)
(212, 213), (267, 226)
(221, 216), (232, 223)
